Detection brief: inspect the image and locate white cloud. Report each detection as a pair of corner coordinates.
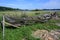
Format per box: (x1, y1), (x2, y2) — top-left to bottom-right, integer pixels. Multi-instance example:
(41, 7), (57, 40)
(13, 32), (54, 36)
(19, 0), (60, 9)
(41, 0), (60, 9)
(0, 0), (60, 9)
(7, 4), (15, 6)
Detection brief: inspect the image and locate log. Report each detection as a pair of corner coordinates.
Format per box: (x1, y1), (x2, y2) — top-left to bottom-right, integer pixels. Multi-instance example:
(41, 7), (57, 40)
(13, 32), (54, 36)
(4, 22), (20, 28)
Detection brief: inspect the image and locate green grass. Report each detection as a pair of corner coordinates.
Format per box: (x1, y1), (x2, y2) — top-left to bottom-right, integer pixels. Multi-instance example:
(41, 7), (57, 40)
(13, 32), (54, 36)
(0, 27), (2, 40)
(3, 23), (60, 40)
(0, 11), (60, 40)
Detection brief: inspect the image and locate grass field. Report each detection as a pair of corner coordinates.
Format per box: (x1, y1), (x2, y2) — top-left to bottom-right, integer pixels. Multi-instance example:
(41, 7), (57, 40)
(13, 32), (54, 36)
(0, 11), (60, 40)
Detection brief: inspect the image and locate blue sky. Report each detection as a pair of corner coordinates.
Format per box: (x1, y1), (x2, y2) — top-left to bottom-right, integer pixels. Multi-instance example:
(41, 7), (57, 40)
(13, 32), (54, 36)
(0, 0), (60, 9)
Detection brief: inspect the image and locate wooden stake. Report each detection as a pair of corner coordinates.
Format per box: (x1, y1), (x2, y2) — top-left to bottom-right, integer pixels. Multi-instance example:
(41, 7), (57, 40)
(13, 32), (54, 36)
(2, 16), (5, 40)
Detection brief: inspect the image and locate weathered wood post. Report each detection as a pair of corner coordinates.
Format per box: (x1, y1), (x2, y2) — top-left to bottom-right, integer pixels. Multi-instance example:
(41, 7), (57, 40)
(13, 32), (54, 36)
(2, 15), (5, 40)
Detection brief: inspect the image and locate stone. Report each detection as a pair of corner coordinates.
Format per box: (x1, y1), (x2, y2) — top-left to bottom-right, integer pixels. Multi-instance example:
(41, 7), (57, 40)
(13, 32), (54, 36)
(32, 30), (60, 40)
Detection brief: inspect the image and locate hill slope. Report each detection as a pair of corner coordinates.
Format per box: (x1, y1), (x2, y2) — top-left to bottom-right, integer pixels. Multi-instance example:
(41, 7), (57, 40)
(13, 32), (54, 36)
(0, 6), (22, 11)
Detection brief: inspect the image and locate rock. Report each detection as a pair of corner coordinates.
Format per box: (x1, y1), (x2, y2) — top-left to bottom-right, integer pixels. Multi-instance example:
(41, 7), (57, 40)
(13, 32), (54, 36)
(48, 37), (54, 40)
(51, 12), (60, 20)
(55, 23), (60, 26)
(43, 14), (51, 20)
(32, 30), (60, 40)
(32, 30), (49, 40)
(22, 38), (26, 40)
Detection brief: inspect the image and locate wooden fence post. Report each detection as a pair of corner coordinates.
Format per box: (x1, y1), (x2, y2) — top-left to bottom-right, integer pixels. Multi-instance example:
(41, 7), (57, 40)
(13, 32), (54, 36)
(2, 15), (5, 40)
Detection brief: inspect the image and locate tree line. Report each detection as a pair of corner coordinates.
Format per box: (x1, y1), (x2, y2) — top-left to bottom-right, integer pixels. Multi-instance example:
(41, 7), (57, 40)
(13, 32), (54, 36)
(0, 6), (23, 11)
(0, 6), (60, 11)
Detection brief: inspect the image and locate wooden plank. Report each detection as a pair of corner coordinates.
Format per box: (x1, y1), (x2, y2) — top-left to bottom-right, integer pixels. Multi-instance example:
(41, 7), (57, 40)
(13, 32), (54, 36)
(5, 22), (20, 28)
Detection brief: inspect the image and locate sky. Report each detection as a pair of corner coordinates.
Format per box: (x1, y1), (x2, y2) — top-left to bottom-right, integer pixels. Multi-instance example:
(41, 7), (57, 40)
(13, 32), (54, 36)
(0, 0), (60, 9)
